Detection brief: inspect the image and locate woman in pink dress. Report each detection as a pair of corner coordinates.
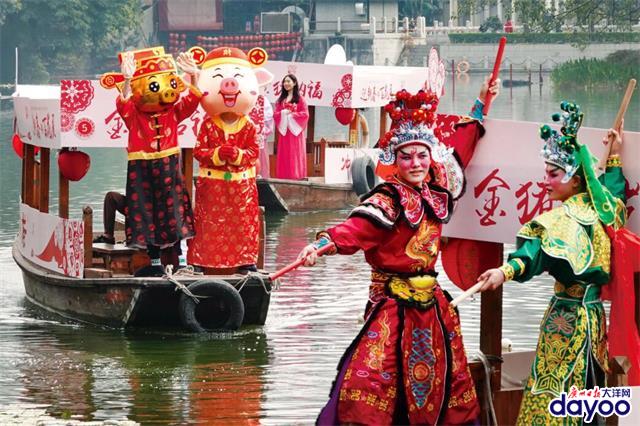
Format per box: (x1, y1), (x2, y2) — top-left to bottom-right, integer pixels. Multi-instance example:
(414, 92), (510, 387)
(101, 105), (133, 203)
(274, 74), (309, 179)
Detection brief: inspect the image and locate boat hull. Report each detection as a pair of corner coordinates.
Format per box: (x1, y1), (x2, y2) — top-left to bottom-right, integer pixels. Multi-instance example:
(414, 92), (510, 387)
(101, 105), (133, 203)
(257, 178), (359, 212)
(14, 242), (271, 329)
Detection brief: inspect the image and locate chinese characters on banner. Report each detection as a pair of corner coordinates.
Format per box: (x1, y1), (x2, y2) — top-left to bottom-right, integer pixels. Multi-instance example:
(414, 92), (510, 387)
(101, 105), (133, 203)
(13, 84), (640, 243)
(444, 118), (640, 243)
(263, 61), (429, 108)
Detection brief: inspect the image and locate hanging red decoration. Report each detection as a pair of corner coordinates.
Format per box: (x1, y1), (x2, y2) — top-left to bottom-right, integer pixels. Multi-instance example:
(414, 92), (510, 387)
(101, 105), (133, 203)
(58, 149), (91, 181)
(441, 238), (503, 291)
(12, 134), (40, 158)
(334, 107), (356, 126)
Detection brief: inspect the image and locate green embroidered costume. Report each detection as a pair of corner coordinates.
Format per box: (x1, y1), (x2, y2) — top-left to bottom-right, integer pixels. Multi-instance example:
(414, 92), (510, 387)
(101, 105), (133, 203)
(498, 102), (628, 425)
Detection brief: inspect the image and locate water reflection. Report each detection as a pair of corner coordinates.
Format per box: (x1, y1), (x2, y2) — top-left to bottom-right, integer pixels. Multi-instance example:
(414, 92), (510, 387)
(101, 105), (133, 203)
(9, 314), (270, 424)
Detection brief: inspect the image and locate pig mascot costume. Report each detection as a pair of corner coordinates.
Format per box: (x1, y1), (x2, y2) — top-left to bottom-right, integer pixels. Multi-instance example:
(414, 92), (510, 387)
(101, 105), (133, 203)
(188, 47), (273, 272)
(100, 47), (201, 277)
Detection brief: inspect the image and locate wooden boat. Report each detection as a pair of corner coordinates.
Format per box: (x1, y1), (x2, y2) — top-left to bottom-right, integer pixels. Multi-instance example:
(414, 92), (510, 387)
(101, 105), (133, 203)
(13, 239), (272, 329)
(502, 78), (533, 87)
(258, 176), (358, 213)
(11, 83), (272, 333)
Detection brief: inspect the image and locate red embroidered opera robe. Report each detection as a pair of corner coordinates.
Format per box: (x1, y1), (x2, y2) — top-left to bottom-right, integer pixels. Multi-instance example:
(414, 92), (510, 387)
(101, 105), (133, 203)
(317, 118), (485, 425)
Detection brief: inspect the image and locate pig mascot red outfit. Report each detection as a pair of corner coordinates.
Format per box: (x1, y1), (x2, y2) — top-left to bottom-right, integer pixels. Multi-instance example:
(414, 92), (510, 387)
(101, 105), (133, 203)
(100, 47), (202, 276)
(188, 47), (273, 272)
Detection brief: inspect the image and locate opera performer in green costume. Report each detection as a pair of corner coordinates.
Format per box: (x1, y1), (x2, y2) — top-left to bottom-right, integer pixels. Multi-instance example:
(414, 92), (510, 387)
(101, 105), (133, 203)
(476, 101), (640, 425)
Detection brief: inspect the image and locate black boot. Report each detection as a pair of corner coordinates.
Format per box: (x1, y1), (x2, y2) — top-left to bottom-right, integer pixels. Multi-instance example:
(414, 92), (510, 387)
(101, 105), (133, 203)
(93, 234), (115, 244)
(237, 264), (258, 274)
(134, 265), (165, 277)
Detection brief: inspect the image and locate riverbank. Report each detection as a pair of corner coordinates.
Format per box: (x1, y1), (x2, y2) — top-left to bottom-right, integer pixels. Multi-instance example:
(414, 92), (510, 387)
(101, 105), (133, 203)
(551, 50), (640, 89)
(300, 31), (640, 72)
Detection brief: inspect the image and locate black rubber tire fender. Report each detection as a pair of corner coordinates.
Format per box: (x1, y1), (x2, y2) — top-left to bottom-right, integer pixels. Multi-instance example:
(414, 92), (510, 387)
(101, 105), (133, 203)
(178, 279), (245, 332)
(351, 155), (376, 197)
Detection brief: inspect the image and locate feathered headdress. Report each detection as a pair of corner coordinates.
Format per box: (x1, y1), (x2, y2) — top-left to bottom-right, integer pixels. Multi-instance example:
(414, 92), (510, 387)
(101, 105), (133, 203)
(541, 101), (619, 226)
(539, 101), (585, 182)
(376, 89), (464, 198)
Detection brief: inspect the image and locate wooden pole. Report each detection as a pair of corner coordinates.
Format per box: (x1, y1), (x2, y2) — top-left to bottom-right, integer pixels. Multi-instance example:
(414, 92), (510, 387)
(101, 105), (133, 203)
(349, 109), (360, 146)
(59, 170), (69, 219)
(307, 105), (316, 148)
(509, 63), (513, 98)
(481, 285), (503, 391)
(539, 63), (543, 84)
(21, 150), (26, 204)
(24, 144), (35, 208)
(257, 206), (265, 270)
(379, 106), (387, 141)
(33, 157), (40, 211)
(597, 78), (636, 172)
(182, 148), (194, 203)
(39, 148), (50, 213)
(83, 206), (93, 270)
(451, 59), (456, 98)
(273, 125), (279, 155)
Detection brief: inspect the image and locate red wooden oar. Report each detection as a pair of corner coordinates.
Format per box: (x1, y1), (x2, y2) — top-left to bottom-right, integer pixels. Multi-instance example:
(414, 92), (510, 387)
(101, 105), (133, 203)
(482, 36), (507, 116)
(269, 242), (336, 281)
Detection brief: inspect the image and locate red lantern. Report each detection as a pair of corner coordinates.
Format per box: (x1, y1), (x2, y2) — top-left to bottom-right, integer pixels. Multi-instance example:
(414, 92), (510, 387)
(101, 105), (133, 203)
(58, 149), (91, 181)
(441, 238), (503, 291)
(12, 134), (40, 158)
(334, 108), (356, 126)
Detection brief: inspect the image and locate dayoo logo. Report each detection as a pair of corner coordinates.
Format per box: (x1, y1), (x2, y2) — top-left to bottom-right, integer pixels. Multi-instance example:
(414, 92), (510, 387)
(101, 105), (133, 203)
(548, 386), (632, 423)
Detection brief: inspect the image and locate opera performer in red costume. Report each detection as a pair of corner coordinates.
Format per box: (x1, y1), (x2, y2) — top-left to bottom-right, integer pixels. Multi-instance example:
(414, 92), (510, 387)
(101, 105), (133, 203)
(188, 47), (273, 271)
(101, 47), (201, 276)
(299, 79), (499, 425)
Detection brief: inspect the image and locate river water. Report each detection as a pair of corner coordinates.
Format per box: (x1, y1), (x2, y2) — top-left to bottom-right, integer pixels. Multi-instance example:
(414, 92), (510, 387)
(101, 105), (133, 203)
(0, 73), (637, 424)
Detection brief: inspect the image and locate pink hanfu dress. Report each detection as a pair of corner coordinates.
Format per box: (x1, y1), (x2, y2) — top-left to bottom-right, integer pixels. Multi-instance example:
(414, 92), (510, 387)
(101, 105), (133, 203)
(274, 96), (309, 180)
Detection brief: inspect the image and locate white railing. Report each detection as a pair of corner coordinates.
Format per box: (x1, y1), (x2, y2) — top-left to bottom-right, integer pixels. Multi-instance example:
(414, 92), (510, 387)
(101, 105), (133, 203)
(305, 16), (640, 36)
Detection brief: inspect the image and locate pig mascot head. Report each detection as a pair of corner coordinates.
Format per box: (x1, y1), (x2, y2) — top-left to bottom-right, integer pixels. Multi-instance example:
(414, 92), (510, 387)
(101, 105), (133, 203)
(196, 47), (273, 117)
(100, 46), (191, 113)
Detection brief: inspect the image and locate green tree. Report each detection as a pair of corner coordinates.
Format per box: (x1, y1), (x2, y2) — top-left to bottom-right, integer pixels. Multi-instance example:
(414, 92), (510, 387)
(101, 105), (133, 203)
(456, 1), (514, 24)
(1, 0), (141, 84)
(399, 0), (444, 25)
(560, 0), (640, 32)
(513, 0), (547, 32)
(0, 0), (20, 25)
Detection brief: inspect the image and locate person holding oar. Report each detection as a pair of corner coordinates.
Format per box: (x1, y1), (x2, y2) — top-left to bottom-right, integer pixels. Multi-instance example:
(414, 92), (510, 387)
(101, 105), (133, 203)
(294, 75), (499, 425)
(475, 96), (640, 424)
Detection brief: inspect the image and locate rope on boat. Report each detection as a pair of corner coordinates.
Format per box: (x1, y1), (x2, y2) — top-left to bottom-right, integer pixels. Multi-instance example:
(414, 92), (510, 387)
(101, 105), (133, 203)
(173, 265), (204, 277)
(232, 271), (272, 295)
(164, 266), (272, 302)
(164, 265), (203, 304)
(474, 350), (498, 425)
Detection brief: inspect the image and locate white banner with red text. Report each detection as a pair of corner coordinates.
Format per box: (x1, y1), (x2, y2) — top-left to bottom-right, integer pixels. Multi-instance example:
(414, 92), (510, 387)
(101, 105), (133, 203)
(443, 118), (640, 242)
(18, 203), (84, 278)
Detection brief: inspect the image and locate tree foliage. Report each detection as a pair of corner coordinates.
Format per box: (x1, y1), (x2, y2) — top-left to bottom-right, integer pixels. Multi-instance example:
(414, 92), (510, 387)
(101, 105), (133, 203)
(560, 0), (640, 31)
(1, 0), (142, 84)
(455, 0), (639, 33)
(399, 0), (444, 25)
